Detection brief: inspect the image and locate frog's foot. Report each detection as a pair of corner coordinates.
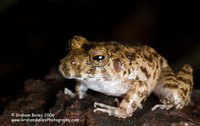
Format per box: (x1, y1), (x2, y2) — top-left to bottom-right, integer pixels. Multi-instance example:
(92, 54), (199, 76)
(93, 102), (131, 118)
(64, 88), (75, 98)
(113, 98), (143, 109)
(93, 102), (116, 116)
(151, 104), (174, 111)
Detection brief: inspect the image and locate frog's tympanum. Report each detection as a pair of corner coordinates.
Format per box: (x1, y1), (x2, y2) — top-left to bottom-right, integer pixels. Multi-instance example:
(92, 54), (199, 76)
(59, 36), (193, 118)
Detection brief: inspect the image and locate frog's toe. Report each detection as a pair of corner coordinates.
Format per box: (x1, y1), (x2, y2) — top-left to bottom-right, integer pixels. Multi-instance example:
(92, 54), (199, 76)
(64, 88), (75, 98)
(93, 102), (131, 118)
(151, 104), (173, 111)
(93, 102), (116, 116)
(93, 107), (115, 116)
(94, 102), (116, 110)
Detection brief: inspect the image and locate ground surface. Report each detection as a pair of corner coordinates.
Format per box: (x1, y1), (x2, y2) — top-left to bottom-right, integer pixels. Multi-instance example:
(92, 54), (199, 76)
(0, 67), (200, 126)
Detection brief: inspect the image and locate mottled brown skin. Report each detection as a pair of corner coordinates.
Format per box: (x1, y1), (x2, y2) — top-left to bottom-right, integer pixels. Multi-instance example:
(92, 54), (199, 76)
(59, 36), (193, 118)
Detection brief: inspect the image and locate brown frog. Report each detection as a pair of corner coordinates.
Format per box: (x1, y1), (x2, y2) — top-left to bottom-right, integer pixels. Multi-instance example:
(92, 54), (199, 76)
(59, 36), (193, 118)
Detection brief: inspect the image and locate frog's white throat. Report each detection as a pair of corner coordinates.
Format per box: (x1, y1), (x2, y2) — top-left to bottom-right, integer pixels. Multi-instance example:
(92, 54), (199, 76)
(79, 80), (130, 97)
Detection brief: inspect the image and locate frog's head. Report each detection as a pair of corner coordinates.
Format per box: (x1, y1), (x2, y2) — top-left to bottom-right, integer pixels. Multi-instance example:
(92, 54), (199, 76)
(59, 36), (113, 81)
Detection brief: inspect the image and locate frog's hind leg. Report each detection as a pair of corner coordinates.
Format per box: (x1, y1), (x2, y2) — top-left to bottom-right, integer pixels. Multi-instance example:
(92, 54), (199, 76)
(153, 64), (193, 111)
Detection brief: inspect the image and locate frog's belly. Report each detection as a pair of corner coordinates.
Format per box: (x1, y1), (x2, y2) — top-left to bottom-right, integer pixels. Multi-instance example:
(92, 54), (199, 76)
(81, 80), (130, 97)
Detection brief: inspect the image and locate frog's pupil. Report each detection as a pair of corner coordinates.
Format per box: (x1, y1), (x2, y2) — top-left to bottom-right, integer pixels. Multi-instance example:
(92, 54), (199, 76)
(93, 55), (105, 61)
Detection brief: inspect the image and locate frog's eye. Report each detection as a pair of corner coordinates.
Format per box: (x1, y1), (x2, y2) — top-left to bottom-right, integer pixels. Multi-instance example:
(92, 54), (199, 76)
(89, 49), (109, 67)
(93, 55), (105, 61)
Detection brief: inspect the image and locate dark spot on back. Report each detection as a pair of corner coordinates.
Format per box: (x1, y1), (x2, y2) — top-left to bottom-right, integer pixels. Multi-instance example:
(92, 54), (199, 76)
(156, 64), (159, 69)
(153, 71), (156, 79)
(162, 68), (173, 74)
(137, 48), (141, 52)
(148, 63), (153, 69)
(144, 53), (152, 62)
(125, 52), (135, 60)
(153, 52), (159, 58)
(140, 67), (150, 79)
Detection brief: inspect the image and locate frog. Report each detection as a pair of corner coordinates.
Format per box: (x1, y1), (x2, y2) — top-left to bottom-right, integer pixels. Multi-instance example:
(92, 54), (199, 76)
(58, 36), (193, 119)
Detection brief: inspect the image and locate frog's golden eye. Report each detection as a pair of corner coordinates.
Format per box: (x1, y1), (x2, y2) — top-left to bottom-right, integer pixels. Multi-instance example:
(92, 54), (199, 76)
(89, 49), (109, 67)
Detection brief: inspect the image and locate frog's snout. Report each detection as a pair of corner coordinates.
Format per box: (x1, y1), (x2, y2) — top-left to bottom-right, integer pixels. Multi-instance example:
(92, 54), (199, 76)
(58, 63), (71, 78)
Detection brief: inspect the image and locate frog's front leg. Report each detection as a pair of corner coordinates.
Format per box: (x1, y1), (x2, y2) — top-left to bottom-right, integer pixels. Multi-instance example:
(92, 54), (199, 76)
(94, 80), (149, 118)
(75, 82), (88, 99)
(153, 64), (193, 110)
(64, 82), (88, 99)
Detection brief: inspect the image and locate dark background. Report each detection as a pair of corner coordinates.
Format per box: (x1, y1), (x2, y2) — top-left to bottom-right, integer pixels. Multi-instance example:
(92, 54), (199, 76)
(0, 0), (199, 112)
